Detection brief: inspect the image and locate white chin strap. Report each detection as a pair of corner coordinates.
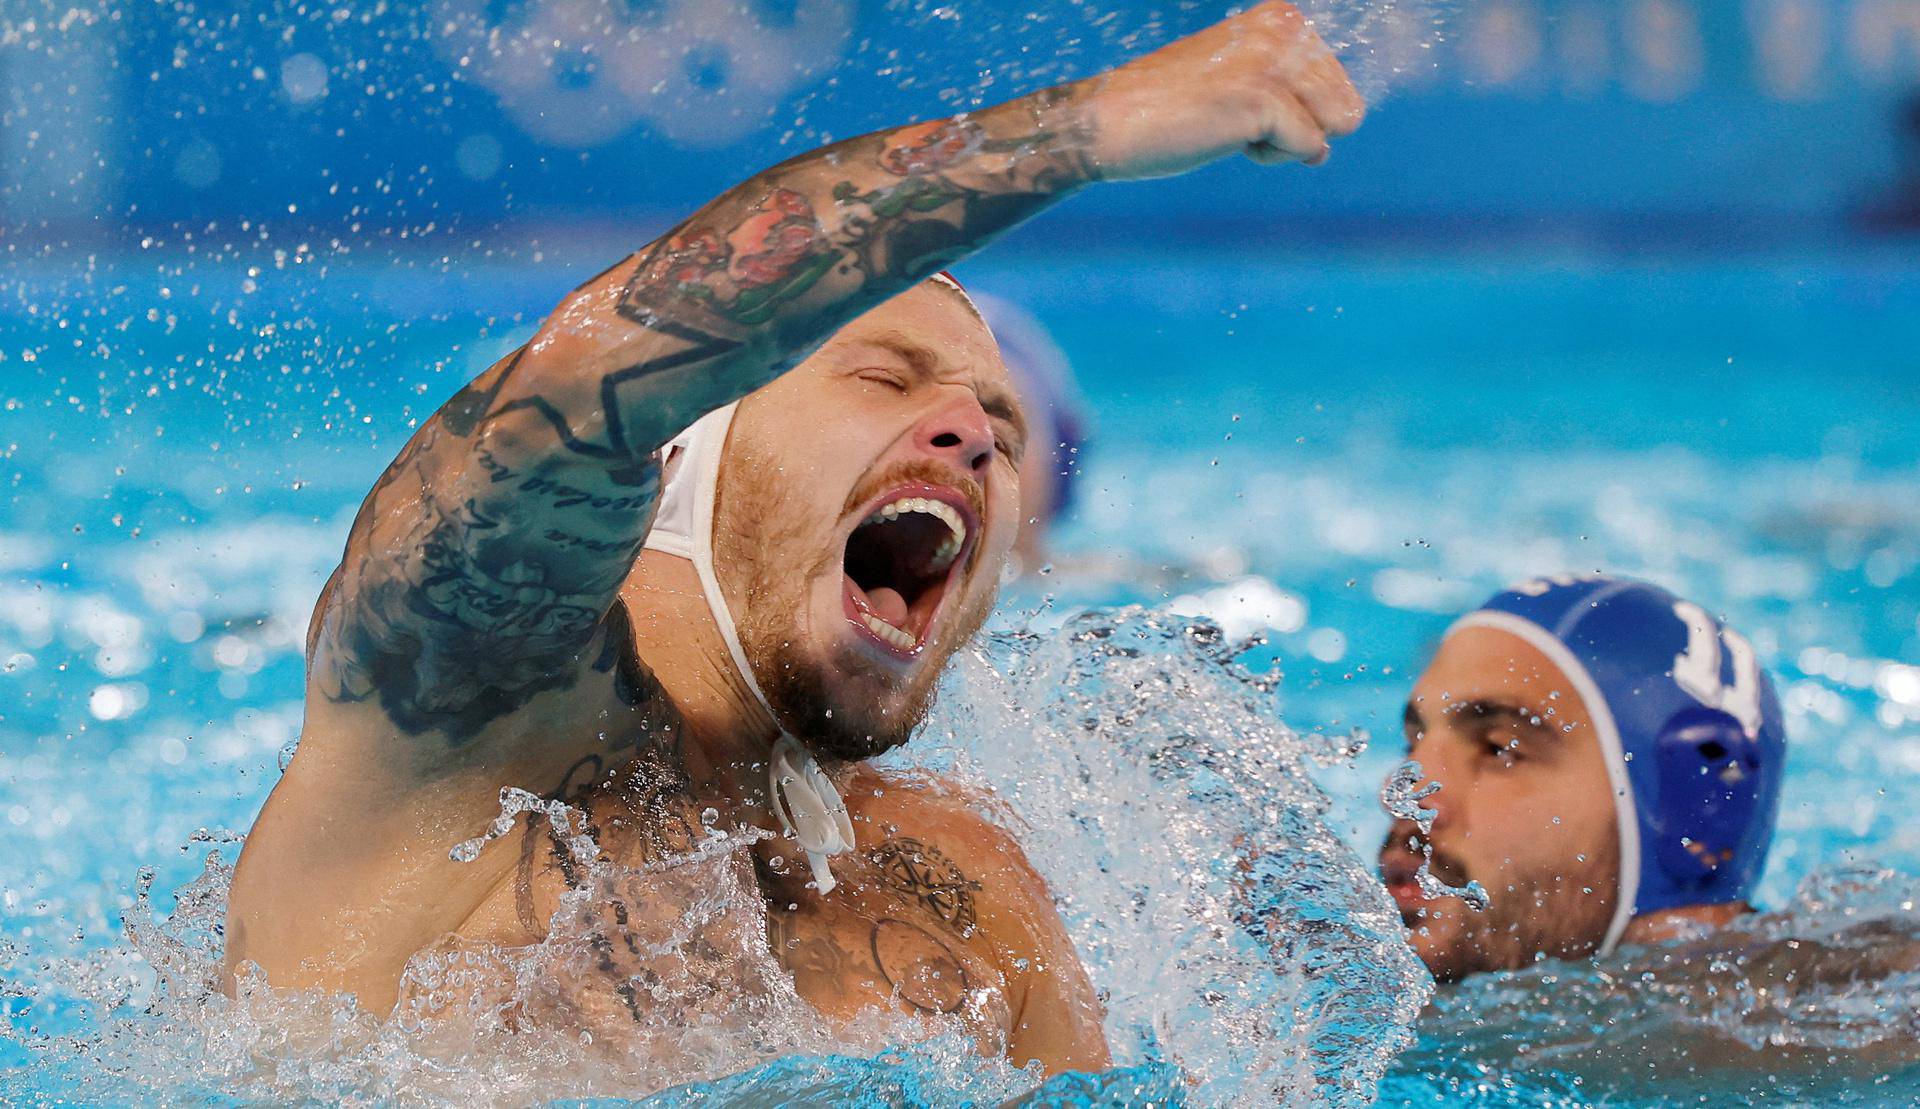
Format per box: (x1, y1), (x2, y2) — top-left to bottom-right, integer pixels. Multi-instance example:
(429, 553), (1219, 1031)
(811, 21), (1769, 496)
(641, 402), (856, 893)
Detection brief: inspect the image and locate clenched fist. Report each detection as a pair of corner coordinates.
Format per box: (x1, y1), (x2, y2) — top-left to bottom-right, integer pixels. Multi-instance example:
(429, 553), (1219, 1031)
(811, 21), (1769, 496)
(1077, 2), (1365, 180)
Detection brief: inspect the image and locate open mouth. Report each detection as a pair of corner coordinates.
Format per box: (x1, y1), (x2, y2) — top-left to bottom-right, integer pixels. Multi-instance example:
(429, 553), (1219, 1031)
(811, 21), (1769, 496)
(841, 482), (977, 659)
(1380, 855), (1429, 920)
(1380, 847), (1470, 924)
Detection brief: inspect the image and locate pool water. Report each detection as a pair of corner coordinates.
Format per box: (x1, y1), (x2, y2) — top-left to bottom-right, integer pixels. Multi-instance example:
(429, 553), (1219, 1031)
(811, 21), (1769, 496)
(2, 240), (1917, 1104)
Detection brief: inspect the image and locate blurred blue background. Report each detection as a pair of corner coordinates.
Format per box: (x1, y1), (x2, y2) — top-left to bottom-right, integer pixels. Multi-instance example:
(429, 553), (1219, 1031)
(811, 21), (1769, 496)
(6, 0), (1920, 241)
(4, 2), (1920, 1103)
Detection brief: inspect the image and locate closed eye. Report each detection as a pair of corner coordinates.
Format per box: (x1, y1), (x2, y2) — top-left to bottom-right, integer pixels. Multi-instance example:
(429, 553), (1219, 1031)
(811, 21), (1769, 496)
(857, 369), (909, 392)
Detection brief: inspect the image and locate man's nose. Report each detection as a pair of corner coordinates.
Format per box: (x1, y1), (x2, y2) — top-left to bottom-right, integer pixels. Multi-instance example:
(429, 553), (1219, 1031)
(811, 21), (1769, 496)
(912, 391), (995, 476)
(1404, 743), (1468, 835)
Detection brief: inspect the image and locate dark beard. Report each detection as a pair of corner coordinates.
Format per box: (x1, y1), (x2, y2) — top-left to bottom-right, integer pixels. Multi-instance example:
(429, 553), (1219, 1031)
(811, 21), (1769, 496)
(731, 535), (993, 761)
(725, 510), (1008, 761)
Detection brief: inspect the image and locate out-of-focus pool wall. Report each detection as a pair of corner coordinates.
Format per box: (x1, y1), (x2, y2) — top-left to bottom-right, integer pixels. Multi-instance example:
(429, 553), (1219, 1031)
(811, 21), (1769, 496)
(3, 0), (1918, 244)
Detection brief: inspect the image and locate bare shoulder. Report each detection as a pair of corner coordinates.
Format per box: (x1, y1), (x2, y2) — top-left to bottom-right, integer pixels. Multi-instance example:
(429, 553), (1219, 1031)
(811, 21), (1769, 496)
(844, 765), (1111, 1072)
(842, 768), (1068, 978)
(845, 768), (1043, 900)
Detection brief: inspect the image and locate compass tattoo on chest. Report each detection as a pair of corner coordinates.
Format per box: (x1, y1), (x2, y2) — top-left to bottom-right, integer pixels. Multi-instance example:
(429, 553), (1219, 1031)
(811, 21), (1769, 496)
(869, 838), (982, 937)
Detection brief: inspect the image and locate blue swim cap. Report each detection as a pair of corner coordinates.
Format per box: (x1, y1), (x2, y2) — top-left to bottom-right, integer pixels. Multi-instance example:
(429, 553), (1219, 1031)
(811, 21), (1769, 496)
(970, 291), (1088, 516)
(1449, 575), (1787, 954)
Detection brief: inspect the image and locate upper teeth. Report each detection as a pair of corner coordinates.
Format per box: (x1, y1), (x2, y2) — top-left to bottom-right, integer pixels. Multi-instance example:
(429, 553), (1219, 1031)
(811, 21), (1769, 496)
(864, 496), (967, 572)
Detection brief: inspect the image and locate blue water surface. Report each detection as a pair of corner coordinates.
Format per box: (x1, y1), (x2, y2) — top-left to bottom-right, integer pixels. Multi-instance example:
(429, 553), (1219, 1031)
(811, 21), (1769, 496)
(2, 239), (1918, 1104)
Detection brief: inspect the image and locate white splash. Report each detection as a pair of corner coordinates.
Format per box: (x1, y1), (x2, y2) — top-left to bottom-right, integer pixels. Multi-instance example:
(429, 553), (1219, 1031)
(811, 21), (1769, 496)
(0, 606), (1431, 1104)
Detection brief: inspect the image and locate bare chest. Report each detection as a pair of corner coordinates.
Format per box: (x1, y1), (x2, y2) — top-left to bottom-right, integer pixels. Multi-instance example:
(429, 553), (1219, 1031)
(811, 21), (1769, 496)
(453, 779), (1014, 1052)
(760, 839), (1011, 1040)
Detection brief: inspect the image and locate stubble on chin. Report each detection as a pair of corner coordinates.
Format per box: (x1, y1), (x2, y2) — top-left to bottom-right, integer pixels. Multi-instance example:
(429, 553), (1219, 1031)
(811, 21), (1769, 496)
(1407, 909), (1481, 983)
(712, 450), (1003, 764)
(1413, 886), (1614, 983)
(738, 571), (998, 764)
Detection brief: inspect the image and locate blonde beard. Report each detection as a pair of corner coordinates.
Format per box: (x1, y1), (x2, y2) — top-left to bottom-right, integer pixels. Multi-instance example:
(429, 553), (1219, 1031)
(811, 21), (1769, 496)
(711, 443), (999, 762)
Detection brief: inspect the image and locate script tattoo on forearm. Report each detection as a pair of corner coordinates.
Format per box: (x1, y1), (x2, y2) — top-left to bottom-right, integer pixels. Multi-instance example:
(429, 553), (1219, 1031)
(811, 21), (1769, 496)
(313, 83), (1098, 743)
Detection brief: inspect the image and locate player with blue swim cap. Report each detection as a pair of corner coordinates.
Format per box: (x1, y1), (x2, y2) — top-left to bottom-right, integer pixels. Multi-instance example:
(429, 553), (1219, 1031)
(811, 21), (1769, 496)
(1378, 574), (1788, 981)
(969, 291), (1089, 575)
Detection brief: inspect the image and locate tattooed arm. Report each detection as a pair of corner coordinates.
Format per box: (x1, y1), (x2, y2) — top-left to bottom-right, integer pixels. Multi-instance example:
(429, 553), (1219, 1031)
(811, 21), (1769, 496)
(310, 96), (1099, 747)
(307, 0), (1361, 750)
(229, 0), (1362, 1007)
(235, 91), (1108, 1005)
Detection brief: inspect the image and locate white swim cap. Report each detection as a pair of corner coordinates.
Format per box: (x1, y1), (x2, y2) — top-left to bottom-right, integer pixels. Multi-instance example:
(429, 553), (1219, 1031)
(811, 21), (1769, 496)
(641, 402), (856, 893)
(927, 270), (983, 324)
(927, 269), (970, 297)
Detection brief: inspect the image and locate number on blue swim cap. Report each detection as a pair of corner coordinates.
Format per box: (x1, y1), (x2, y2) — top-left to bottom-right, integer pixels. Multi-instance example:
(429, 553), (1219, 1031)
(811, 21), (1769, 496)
(1450, 575), (1788, 954)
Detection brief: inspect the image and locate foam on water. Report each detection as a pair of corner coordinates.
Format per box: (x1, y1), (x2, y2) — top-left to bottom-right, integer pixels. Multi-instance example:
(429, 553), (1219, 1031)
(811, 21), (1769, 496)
(1380, 867), (1920, 1106)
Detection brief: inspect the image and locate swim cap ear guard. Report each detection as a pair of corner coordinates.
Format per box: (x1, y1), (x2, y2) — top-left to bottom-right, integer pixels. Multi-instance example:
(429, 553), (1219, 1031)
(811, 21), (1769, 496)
(1450, 576), (1788, 955)
(632, 274), (980, 897)
(1653, 705), (1768, 888)
(642, 402), (856, 895)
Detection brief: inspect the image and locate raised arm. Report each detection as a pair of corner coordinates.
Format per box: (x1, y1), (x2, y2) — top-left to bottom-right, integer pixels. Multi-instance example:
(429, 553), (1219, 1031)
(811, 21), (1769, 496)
(229, 0), (1362, 1008)
(314, 100), (1094, 744)
(311, 1), (1362, 750)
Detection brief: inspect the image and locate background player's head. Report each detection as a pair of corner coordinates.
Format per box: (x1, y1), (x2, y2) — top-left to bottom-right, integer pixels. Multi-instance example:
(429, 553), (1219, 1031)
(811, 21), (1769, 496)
(1380, 575), (1788, 981)
(968, 292), (1088, 572)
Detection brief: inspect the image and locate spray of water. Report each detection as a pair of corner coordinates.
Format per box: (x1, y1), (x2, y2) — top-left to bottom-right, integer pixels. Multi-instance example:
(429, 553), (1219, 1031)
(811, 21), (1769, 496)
(1378, 759), (1489, 912)
(0, 606), (1432, 1104)
(911, 607), (1433, 1102)
(1294, 0), (1449, 105)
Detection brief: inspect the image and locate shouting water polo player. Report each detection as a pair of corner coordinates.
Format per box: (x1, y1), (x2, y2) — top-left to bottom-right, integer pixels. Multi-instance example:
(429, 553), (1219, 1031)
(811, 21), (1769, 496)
(224, 3), (1365, 1074)
(1381, 575), (1788, 981)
